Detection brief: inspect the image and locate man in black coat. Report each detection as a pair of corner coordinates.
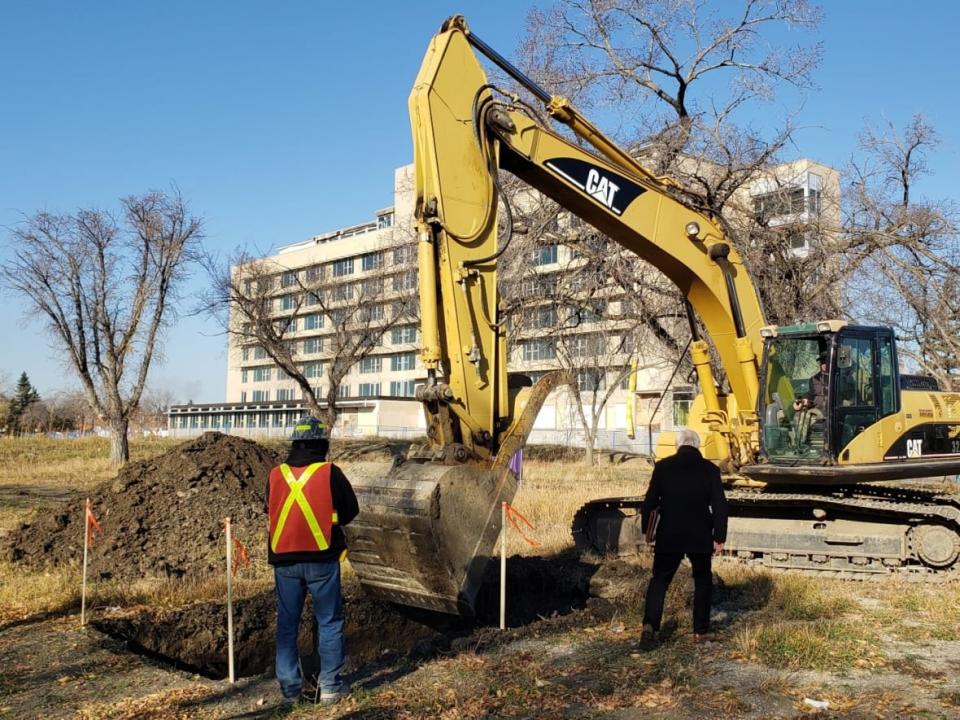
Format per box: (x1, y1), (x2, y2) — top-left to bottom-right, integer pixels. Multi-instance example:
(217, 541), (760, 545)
(640, 428), (728, 644)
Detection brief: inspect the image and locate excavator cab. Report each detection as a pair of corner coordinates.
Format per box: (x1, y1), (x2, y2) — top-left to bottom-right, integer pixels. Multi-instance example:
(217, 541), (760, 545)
(758, 322), (901, 464)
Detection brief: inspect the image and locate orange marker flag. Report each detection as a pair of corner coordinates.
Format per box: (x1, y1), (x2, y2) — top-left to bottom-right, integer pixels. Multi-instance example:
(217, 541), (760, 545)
(505, 503), (540, 547)
(85, 499), (103, 547)
(231, 534), (250, 576)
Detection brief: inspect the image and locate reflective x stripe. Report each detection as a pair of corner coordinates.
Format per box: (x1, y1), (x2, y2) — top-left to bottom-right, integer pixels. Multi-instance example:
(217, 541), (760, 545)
(271, 462), (333, 552)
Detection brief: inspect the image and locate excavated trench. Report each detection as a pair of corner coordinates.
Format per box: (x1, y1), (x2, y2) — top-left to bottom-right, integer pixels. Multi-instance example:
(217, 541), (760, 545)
(94, 554), (601, 680)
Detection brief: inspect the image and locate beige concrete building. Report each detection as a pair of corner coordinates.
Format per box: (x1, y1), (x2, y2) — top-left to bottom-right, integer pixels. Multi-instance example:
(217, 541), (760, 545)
(169, 158), (840, 448)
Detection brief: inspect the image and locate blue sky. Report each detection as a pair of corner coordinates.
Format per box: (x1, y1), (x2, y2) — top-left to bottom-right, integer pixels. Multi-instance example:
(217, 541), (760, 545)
(1, 1), (958, 403)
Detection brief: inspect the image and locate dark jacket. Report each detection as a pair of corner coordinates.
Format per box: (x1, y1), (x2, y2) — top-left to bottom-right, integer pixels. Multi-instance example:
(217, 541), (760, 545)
(641, 445), (728, 554)
(806, 371), (828, 412)
(266, 445), (360, 566)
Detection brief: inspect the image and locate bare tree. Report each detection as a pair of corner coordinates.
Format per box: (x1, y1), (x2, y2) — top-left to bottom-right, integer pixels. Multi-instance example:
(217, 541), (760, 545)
(1, 192), (202, 462)
(201, 240), (418, 433)
(521, 0), (821, 192)
(843, 116), (960, 389)
(500, 0), (831, 426)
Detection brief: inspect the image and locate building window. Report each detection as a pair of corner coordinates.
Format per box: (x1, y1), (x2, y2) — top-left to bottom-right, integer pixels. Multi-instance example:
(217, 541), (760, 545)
(279, 294), (298, 311)
(577, 369), (606, 393)
(274, 317), (297, 334)
(332, 258), (354, 277)
(568, 300), (605, 325)
(753, 187), (806, 222)
(393, 270), (417, 291)
(305, 292), (320, 306)
(532, 244), (558, 266)
(391, 325), (417, 344)
(361, 277), (383, 296)
(303, 337), (323, 355)
(529, 305), (557, 328)
(360, 304), (385, 322)
(241, 369), (248, 383)
(377, 212), (394, 229)
(305, 265), (322, 282)
(252, 390), (270, 402)
(304, 314), (323, 330)
(241, 347), (250, 361)
(303, 361), (323, 379)
(258, 412), (269, 427)
(253, 346), (269, 360)
(522, 339), (555, 362)
(240, 391), (247, 403)
(276, 388), (295, 401)
(521, 275), (558, 296)
(567, 334), (602, 359)
(358, 382), (381, 397)
(389, 380), (416, 397)
(390, 352), (416, 372)
(360, 356), (382, 374)
(672, 392), (692, 427)
(393, 244), (416, 266)
(333, 283), (354, 302)
(281, 270), (296, 288)
(362, 252), (384, 272)
(337, 384), (350, 398)
(253, 367), (272, 382)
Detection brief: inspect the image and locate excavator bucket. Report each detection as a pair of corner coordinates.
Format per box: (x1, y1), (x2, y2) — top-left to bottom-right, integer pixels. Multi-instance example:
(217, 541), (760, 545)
(344, 460), (518, 615)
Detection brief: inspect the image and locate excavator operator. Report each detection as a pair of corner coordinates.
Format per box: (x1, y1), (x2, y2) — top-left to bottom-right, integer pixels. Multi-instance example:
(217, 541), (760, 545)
(791, 349), (828, 448)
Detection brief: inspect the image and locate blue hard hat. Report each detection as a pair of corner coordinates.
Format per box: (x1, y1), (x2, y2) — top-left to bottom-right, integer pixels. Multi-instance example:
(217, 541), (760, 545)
(290, 416), (327, 441)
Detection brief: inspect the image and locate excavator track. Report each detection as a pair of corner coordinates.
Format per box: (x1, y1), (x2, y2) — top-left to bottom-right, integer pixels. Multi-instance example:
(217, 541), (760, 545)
(572, 486), (960, 580)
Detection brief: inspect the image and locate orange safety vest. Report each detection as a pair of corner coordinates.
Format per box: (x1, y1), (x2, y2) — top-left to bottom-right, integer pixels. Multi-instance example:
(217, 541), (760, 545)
(268, 463), (339, 554)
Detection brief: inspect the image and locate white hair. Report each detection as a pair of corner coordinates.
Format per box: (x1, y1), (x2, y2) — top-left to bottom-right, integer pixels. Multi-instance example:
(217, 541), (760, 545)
(675, 428), (701, 449)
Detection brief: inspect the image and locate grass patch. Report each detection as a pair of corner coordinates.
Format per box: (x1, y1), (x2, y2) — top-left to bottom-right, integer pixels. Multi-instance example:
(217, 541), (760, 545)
(0, 558), (274, 627)
(504, 460), (646, 555)
(734, 618), (880, 672)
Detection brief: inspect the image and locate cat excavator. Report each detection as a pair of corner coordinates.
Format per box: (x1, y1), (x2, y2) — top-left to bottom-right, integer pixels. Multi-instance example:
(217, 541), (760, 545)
(344, 17), (960, 616)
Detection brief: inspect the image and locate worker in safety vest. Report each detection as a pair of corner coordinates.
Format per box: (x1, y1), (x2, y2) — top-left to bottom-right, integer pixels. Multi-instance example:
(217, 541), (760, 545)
(268, 416), (358, 708)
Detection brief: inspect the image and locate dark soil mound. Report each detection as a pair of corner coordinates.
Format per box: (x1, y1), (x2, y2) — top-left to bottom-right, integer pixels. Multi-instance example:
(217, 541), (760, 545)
(5, 432), (280, 580)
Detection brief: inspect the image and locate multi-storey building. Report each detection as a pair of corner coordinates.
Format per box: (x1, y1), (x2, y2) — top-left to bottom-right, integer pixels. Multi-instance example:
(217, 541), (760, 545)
(169, 159), (840, 447)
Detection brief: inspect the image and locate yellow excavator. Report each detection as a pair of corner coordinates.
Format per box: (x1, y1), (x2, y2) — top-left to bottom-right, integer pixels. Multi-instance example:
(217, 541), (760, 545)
(344, 17), (960, 616)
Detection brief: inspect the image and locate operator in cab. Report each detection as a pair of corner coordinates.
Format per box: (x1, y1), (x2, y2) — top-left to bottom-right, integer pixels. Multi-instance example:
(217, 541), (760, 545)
(791, 349), (829, 446)
(267, 417), (359, 708)
(793, 349), (829, 414)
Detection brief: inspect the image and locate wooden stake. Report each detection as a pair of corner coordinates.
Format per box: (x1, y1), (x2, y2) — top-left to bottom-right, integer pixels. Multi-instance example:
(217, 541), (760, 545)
(225, 517), (236, 683)
(500, 501), (507, 630)
(81, 498), (90, 627)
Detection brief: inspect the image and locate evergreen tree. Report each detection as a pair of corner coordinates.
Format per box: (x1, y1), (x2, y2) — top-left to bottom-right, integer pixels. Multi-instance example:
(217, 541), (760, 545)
(8, 372), (40, 435)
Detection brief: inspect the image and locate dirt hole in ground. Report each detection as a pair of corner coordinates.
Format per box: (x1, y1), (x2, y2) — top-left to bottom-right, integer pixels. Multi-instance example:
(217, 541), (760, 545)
(94, 554), (598, 680)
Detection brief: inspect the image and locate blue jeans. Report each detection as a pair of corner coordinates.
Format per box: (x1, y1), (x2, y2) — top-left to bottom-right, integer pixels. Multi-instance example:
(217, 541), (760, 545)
(274, 561), (345, 698)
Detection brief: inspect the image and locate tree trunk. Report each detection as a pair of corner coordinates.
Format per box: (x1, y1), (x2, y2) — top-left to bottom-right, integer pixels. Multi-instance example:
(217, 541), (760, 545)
(583, 422), (598, 467)
(110, 417), (130, 464)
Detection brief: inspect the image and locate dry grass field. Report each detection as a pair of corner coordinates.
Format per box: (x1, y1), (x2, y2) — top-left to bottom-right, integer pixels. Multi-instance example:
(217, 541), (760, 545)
(2, 436), (960, 718)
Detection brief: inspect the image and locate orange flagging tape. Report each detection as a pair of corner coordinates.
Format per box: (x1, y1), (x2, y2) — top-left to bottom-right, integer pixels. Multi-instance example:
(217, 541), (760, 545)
(232, 535), (250, 576)
(505, 503), (540, 547)
(85, 499), (103, 546)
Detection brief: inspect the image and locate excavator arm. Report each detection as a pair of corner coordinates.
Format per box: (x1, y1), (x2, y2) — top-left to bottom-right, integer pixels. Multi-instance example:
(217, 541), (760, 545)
(410, 16), (765, 467)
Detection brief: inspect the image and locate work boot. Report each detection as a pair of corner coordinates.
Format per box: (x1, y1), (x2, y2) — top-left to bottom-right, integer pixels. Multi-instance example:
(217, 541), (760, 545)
(639, 624), (656, 650)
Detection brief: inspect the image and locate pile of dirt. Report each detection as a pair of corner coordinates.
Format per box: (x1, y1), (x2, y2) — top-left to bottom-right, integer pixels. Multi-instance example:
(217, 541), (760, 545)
(5, 432), (280, 580)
